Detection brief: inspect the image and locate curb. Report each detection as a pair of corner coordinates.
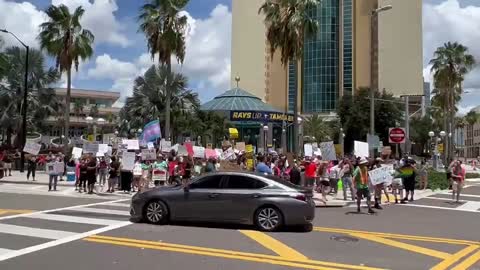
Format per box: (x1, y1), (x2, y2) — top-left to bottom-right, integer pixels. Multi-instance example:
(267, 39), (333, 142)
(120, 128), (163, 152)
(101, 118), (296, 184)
(0, 179), (74, 187)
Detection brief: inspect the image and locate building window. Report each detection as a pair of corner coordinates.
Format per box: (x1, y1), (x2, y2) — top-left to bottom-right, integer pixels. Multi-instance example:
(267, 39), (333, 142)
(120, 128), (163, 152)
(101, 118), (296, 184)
(343, 0), (353, 95)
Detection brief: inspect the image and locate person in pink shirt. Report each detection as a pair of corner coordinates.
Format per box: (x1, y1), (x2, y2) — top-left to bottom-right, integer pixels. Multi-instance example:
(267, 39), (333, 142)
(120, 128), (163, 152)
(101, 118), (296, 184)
(451, 160), (466, 203)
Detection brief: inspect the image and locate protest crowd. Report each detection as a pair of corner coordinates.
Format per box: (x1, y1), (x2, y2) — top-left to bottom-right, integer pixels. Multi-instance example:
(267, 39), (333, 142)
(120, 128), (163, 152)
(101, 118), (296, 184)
(2, 134), (467, 214)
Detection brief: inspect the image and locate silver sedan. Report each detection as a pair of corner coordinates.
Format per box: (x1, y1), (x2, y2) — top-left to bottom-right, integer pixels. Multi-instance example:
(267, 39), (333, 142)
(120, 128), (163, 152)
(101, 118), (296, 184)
(130, 172), (315, 231)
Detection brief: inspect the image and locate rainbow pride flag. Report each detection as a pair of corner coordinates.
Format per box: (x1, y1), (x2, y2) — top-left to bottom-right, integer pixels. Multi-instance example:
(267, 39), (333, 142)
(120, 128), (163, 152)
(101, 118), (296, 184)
(398, 167), (415, 178)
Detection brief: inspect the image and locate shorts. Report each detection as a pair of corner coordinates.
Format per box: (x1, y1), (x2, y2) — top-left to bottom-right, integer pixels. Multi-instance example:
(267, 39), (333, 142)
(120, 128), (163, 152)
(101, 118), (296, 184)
(108, 177), (118, 186)
(305, 177), (315, 187)
(452, 181), (464, 192)
(356, 188), (371, 200)
(87, 177), (96, 185)
(392, 178), (403, 189)
(4, 163), (11, 169)
(316, 178), (330, 187)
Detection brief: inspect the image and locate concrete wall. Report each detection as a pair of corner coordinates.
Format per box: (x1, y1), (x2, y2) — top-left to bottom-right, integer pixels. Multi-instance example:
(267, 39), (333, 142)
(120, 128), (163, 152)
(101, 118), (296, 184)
(231, 0), (267, 99)
(354, 0), (377, 91)
(265, 50), (288, 112)
(377, 0), (423, 96)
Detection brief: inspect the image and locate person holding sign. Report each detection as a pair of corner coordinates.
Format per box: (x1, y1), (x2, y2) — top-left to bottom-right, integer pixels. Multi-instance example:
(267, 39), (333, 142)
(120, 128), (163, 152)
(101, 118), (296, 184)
(353, 157), (375, 214)
(27, 155), (39, 181)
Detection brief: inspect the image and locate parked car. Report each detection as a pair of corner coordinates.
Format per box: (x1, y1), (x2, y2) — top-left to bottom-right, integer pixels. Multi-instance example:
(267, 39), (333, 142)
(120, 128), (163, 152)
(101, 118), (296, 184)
(130, 172), (315, 231)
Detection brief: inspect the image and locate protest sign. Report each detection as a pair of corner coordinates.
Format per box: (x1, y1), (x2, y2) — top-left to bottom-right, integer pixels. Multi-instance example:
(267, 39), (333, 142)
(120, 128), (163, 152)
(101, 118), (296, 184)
(235, 142), (246, 152)
(83, 143), (99, 154)
(98, 144), (109, 154)
(160, 140), (172, 152)
(319, 141), (336, 160)
(46, 161), (64, 175)
(184, 142), (194, 156)
(147, 142), (155, 150)
(23, 142), (41, 155)
(304, 144), (313, 157)
(215, 148), (224, 160)
(125, 140), (139, 150)
(193, 146), (205, 159)
(141, 149), (157, 160)
(177, 145), (188, 156)
(246, 144), (253, 153)
(368, 166), (394, 186)
(224, 147), (235, 160)
(205, 149), (217, 159)
(354, 141), (369, 158)
(122, 152), (136, 171)
(72, 147), (83, 159)
(96, 152), (104, 157)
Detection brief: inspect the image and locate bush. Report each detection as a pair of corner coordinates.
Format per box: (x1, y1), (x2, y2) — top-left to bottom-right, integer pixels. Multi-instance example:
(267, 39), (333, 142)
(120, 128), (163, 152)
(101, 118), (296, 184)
(465, 173), (480, 179)
(427, 169), (449, 190)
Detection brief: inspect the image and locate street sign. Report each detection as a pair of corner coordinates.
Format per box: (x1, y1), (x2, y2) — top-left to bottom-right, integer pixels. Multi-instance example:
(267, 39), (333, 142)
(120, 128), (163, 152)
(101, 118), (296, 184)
(438, 143), (444, 153)
(389, 128), (406, 144)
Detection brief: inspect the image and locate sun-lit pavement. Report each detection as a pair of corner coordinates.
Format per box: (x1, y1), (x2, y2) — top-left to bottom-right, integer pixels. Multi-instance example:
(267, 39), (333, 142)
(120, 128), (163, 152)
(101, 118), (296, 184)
(0, 182), (479, 270)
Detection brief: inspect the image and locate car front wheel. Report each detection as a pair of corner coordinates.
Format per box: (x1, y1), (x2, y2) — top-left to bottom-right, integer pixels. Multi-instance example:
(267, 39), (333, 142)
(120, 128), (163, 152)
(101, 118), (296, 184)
(255, 206), (283, 232)
(144, 200), (169, 224)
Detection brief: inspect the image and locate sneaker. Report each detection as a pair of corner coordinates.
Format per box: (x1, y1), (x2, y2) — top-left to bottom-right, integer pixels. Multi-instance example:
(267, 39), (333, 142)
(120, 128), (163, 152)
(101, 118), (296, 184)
(374, 204), (383, 210)
(400, 200), (407, 204)
(409, 198), (414, 202)
(395, 199), (399, 204)
(368, 209), (376, 214)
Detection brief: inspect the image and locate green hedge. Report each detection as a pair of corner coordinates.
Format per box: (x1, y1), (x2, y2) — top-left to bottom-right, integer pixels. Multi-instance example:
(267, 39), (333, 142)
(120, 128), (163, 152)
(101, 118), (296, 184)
(426, 170), (449, 191)
(465, 173), (480, 179)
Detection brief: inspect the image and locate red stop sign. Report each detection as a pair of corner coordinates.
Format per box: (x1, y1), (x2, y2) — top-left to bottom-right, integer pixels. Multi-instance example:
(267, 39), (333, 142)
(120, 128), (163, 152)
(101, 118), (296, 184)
(389, 128), (406, 144)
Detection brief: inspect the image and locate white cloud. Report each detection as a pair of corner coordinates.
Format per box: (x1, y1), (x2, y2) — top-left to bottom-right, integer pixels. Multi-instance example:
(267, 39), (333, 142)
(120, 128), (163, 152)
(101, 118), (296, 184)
(424, 0), (480, 91)
(51, 0), (130, 47)
(86, 4), (232, 102)
(458, 105), (475, 116)
(0, 0), (45, 48)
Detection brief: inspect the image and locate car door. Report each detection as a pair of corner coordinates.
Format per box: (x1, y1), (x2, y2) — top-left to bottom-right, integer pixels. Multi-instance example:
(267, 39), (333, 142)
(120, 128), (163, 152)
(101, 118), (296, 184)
(173, 174), (226, 221)
(221, 175), (269, 222)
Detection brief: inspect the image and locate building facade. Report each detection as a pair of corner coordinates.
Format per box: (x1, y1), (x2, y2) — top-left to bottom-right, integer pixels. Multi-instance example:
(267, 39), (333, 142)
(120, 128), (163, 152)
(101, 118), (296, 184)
(45, 88), (121, 138)
(231, 0), (423, 114)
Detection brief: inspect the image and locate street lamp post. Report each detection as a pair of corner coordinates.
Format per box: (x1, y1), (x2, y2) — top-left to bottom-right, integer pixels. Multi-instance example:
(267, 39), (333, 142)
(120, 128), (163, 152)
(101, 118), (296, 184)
(263, 125), (269, 152)
(1, 29), (29, 172)
(339, 128), (345, 158)
(369, 5), (392, 138)
(97, 118), (106, 143)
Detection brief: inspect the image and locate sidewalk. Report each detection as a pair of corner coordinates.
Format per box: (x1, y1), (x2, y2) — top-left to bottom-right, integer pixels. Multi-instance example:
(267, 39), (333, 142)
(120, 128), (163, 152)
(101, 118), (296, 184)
(0, 170), (130, 198)
(313, 189), (435, 208)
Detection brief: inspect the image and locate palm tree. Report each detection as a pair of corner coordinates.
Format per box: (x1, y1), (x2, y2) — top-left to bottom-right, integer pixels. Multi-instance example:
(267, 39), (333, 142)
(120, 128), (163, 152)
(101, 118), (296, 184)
(73, 99), (84, 120)
(259, 0), (319, 153)
(303, 114), (333, 143)
(0, 46), (61, 146)
(465, 111), (478, 128)
(121, 65), (199, 141)
(138, 0), (189, 140)
(38, 4), (95, 154)
(429, 42), (475, 161)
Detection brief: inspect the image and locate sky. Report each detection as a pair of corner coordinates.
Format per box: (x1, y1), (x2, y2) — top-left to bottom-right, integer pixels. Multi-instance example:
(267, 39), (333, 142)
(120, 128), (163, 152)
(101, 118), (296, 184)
(0, 0), (479, 113)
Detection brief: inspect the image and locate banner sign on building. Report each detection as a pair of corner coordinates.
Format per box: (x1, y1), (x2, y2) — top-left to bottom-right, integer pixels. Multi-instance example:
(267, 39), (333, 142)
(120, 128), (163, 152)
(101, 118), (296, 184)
(230, 111), (294, 123)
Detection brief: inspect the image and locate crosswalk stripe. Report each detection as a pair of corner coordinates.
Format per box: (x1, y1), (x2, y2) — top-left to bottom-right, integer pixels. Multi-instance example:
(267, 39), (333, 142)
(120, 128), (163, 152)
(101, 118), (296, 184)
(0, 224), (77, 239)
(456, 201), (480, 211)
(0, 248), (13, 256)
(401, 204), (480, 213)
(26, 213), (120, 226)
(105, 202), (131, 208)
(69, 207), (130, 216)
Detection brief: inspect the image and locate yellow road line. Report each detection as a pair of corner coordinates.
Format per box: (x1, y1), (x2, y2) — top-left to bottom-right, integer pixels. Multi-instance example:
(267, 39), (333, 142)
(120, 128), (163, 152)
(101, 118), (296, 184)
(239, 230), (308, 260)
(451, 250), (480, 270)
(85, 235), (384, 270)
(431, 245), (479, 270)
(313, 227), (480, 245)
(350, 233), (450, 259)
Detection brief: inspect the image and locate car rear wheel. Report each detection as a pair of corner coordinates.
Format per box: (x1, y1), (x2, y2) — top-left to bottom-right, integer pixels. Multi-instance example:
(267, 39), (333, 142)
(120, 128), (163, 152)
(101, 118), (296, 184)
(144, 200), (169, 224)
(255, 206), (283, 232)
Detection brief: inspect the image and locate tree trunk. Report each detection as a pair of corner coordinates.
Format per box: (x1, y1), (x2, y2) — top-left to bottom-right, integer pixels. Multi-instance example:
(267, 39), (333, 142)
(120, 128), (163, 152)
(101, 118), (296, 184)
(165, 60), (172, 141)
(64, 68), (71, 156)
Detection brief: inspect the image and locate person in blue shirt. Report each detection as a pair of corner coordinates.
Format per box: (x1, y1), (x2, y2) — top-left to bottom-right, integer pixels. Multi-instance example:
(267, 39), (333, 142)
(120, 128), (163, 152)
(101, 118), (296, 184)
(256, 155), (272, 175)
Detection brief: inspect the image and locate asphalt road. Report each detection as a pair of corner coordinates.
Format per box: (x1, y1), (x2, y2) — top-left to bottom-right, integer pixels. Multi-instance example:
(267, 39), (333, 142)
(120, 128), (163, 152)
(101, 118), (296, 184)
(0, 187), (479, 270)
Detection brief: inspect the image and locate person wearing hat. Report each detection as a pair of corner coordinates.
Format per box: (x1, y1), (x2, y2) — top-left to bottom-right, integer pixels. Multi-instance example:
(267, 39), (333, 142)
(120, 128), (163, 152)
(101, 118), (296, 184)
(397, 157), (417, 203)
(353, 157), (375, 214)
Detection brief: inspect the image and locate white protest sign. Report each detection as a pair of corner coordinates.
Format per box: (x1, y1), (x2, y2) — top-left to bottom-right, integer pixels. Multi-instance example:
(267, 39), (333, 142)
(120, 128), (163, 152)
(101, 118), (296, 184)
(126, 140), (139, 150)
(304, 144), (313, 157)
(161, 140), (172, 152)
(368, 166), (394, 186)
(147, 142), (154, 150)
(224, 147), (235, 160)
(72, 147), (83, 159)
(141, 149), (157, 160)
(54, 161), (64, 174)
(83, 143), (99, 154)
(96, 152), (104, 157)
(122, 152), (136, 171)
(23, 142), (41, 155)
(177, 145), (188, 156)
(319, 141), (336, 160)
(354, 141), (369, 158)
(193, 146), (205, 159)
(98, 144), (109, 154)
(215, 148), (224, 160)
